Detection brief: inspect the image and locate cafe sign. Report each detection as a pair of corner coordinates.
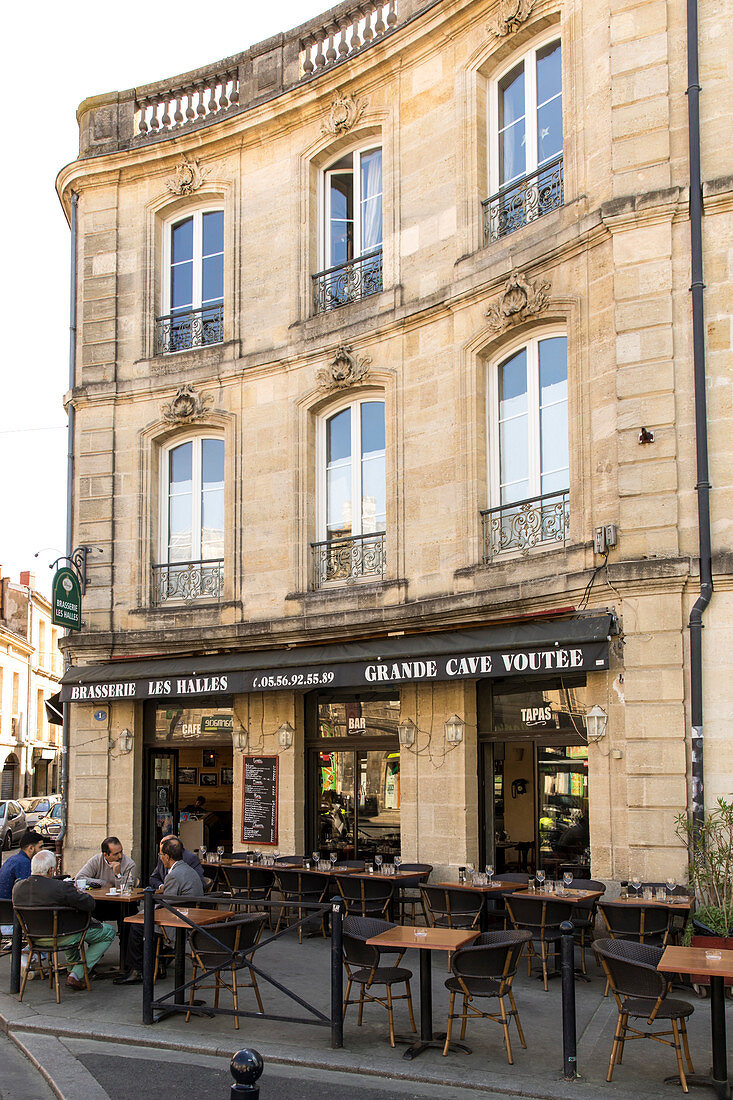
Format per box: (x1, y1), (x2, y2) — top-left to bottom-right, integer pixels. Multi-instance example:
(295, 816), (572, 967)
(51, 567), (82, 631)
(60, 640), (609, 702)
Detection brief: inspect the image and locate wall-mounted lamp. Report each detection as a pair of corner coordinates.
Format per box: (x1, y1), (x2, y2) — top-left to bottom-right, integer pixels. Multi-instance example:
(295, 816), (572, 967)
(444, 714), (465, 744)
(397, 719), (416, 747)
(277, 721), (294, 749)
(117, 728), (133, 755)
(232, 726), (250, 753)
(585, 705), (608, 742)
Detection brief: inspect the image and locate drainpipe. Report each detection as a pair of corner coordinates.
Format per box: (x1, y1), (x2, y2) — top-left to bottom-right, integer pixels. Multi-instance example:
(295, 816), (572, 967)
(686, 0), (712, 829)
(56, 191), (78, 871)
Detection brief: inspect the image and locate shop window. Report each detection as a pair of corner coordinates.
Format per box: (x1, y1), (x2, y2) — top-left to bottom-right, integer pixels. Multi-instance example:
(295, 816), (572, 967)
(483, 333), (569, 559)
(483, 37), (563, 243)
(313, 398), (386, 588)
(157, 208), (224, 353)
(154, 435), (225, 604)
(313, 146), (383, 312)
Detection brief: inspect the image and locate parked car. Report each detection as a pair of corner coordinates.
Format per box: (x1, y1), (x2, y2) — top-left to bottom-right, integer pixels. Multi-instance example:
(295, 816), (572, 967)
(19, 794), (62, 827)
(35, 801), (63, 840)
(0, 801), (27, 849)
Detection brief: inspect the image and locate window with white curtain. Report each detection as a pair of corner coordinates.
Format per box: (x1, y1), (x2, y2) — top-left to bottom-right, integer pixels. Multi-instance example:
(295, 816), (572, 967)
(321, 400), (386, 541)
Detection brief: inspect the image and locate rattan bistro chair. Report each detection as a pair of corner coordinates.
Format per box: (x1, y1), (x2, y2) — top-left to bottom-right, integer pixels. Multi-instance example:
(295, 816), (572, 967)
(594, 938), (694, 1092)
(503, 894), (574, 991)
(273, 869), (328, 942)
(567, 878), (606, 974)
(186, 915), (265, 1030)
(337, 875), (394, 919)
(14, 906), (92, 1003)
(397, 864), (433, 924)
(421, 885), (483, 930)
(599, 901), (673, 947)
(443, 930), (532, 1061)
(222, 865), (274, 904)
(342, 916), (416, 1047)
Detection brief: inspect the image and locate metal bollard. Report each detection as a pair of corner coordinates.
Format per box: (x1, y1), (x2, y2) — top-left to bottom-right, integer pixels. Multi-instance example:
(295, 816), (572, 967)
(142, 886), (155, 1025)
(330, 895), (344, 1049)
(230, 1048), (263, 1098)
(560, 920), (578, 1081)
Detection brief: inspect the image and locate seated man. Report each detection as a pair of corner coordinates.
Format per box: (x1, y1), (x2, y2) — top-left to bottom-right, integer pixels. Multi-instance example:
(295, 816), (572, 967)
(0, 829), (45, 942)
(76, 836), (137, 889)
(115, 836), (202, 984)
(13, 849), (115, 991)
(149, 833), (205, 890)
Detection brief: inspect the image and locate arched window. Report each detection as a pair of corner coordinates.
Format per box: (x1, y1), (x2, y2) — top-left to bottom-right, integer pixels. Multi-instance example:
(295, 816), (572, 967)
(313, 398), (386, 586)
(313, 145), (383, 312)
(484, 333), (569, 558)
(484, 37), (563, 243)
(155, 435), (225, 602)
(157, 208), (224, 353)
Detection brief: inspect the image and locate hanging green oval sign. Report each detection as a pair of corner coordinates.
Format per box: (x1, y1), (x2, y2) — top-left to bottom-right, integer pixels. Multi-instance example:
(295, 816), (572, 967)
(51, 567), (82, 631)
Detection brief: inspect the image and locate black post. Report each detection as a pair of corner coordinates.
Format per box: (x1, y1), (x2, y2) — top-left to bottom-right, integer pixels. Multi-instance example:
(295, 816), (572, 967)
(709, 975), (728, 1095)
(230, 1049), (263, 1098)
(330, 895), (344, 1049)
(142, 886), (155, 1025)
(10, 912), (22, 995)
(560, 920), (578, 1081)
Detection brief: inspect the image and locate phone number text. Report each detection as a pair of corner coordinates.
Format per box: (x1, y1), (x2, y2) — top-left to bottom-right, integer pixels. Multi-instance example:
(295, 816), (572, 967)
(251, 671), (336, 689)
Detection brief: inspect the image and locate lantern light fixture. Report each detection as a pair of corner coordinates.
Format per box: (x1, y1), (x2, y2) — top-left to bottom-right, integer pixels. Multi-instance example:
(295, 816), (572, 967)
(444, 714), (465, 744)
(117, 728), (133, 755)
(397, 719), (416, 747)
(232, 726), (250, 753)
(585, 705), (608, 742)
(277, 721), (294, 749)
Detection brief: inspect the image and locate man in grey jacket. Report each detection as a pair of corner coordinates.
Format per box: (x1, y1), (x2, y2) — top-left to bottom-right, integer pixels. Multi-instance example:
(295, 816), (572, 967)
(148, 834), (204, 890)
(114, 836), (202, 984)
(13, 850), (116, 991)
(75, 837), (137, 889)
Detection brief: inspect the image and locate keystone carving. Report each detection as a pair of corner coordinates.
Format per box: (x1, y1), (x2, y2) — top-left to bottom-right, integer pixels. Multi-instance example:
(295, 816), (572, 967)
(321, 91), (369, 136)
(317, 346), (371, 392)
(165, 154), (208, 196)
(161, 384), (214, 424)
(485, 270), (551, 333)
(489, 0), (537, 37)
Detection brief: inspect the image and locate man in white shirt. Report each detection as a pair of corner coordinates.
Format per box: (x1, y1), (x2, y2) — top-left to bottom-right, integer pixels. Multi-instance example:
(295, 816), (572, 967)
(75, 837), (137, 889)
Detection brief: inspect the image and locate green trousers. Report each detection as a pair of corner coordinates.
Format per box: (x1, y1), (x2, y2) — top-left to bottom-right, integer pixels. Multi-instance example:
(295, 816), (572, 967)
(35, 922), (116, 981)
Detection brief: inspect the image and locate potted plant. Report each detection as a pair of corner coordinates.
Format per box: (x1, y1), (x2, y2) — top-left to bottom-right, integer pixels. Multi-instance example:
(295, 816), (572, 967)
(675, 797), (733, 944)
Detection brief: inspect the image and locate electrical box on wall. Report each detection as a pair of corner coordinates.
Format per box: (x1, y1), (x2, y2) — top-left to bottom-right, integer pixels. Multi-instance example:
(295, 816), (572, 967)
(594, 525), (619, 554)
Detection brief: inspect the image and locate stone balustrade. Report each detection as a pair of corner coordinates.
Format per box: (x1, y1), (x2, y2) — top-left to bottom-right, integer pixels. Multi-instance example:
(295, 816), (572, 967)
(136, 71), (240, 136)
(300, 1), (398, 76)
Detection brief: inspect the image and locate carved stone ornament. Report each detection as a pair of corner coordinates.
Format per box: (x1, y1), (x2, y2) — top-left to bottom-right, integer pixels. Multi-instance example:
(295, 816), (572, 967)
(165, 154), (208, 196)
(317, 346), (372, 392)
(485, 270), (551, 333)
(161, 384), (214, 424)
(321, 91), (369, 136)
(489, 0), (537, 37)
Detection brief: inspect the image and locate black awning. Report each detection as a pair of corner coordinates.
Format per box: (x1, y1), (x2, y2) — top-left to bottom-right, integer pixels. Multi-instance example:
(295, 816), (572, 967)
(45, 692), (64, 725)
(60, 614), (613, 703)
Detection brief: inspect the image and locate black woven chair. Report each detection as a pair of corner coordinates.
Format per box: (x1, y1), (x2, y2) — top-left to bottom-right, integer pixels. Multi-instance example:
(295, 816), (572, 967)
(222, 865), (274, 904)
(599, 901), (673, 946)
(504, 894), (574, 990)
(186, 915), (265, 1029)
(273, 869), (328, 942)
(567, 878), (606, 974)
(336, 860), (366, 870)
(421, 886), (483, 930)
(15, 906), (92, 1003)
(443, 930), (532, 1061)
(275, 855), (304, 865)
(397, 864), (432, 924)
(342, 916), (416, 1046)
(337, 875), (393, 919)
(594, 938), (694, 1091)
(0, 898), (14, 957)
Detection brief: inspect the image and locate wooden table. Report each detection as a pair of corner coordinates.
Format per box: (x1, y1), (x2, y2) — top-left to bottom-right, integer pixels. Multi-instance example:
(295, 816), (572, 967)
(124, 907), (232, 1005)
(89, 887), (145, 958)
(508, 887), (604, 902)
(610, 894), (691, 910)
(659, 945), (733, 1098)
(366, 926), (480, 1059)
(434, 879), (525, 931)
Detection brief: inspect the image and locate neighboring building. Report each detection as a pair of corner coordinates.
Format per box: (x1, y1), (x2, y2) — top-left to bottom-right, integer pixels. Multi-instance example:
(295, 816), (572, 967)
(56, 0), (732, 884)
(0, 569), (62, 799)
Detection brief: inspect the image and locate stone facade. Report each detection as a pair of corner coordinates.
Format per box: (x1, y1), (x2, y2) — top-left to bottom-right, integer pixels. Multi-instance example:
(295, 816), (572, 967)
(56, 0), (733, 884)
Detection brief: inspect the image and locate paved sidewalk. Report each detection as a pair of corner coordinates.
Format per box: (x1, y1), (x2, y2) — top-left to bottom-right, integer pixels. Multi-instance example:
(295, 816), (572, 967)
(0, 1031), (56, 1100)
(0, 931), (729, 1100)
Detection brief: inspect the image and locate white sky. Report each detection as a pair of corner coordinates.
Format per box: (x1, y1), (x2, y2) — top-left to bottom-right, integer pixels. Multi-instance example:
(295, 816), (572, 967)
(0, 0), (329, 596)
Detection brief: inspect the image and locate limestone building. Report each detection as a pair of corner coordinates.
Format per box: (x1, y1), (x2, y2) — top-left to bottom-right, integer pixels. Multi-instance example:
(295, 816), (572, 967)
(56, 0), (732, 883)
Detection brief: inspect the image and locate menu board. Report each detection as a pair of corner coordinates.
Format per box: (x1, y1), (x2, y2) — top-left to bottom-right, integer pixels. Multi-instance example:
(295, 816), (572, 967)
(241, 755), (278, 845)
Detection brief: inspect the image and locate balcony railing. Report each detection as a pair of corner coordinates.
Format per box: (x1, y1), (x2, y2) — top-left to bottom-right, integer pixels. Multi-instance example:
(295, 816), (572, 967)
(312, 249), (383, 313)
(155, 304), (223, 355)
(136, 71), (239, 136)
(482, 156), (564, 244)
(311, 532), (386, 589)
(481, 490), (570, 561)
(152, 560), (224, 604)
(300, 2), (398, 77)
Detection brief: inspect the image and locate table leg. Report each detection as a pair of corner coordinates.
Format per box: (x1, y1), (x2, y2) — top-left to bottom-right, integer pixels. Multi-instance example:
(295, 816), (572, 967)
(174, 928), (185, 1005)
(664, 975), (731, 1098)
(398, 949), (471, 1060)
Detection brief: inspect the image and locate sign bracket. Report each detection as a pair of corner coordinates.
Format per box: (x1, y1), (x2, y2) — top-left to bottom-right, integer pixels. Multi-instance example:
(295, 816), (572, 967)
(50, 545), (101, 595)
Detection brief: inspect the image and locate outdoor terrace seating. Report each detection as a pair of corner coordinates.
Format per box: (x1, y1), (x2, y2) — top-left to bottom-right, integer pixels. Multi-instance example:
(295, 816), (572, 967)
(504, 895), (575, 991)
(342, 915), (416, 1047)
(186, 915), (265, 1030)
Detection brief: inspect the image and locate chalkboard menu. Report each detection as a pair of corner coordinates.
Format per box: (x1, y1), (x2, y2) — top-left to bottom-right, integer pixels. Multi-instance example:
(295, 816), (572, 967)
(241, 755), (278, 845)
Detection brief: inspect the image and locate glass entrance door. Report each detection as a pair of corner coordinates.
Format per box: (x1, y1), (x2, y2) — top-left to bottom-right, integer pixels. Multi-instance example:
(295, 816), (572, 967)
(313, 747), (401, 861)
(144, 749), (178, 878)
(537, 743), (589, 878)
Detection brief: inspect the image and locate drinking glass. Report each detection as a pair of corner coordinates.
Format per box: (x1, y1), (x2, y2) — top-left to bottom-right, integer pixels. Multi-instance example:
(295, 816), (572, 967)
(536, 869), (546, 891)
(631, 875), (641, 897)
(643, 886), (653, 901)
(394, 856), (402, 871)
(485, 864), (494, 885)
(200, 847), (207, 863)
(330, 851), (337, 868)
(312, 851), (320, 866)
(666, 876), (676, 897)
(563, 872), (573, 892)
(375, 853), (383, 872)
(217, 845), (224, 861)
(656, 887), (666, 901)
(466, 863), (474, 884)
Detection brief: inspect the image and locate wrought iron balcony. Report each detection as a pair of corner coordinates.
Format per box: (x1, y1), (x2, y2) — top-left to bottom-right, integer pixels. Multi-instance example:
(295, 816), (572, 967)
(152, 559), (224, 604)
(482, 156), (564, 244)
(155, 304), (223, 355)
(312, 249), (383, 313)
(481, 490), (569, 561)
(311, 532), (386, 588)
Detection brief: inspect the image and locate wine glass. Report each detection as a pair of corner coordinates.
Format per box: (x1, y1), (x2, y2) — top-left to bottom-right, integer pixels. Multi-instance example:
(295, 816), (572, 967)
(199, 847), (207, 863)
(485, 864), (494, 885)
(536, 869), (546, 891)
(666, 876), (677, 898)
(330, 851), (337, 869)
(394, 855), (402, 871)
(312, 850), (320, 866)
(465, 863), (475, 884)
(375, 853), (383, 872)
(563, 871), (573, 893)
(217, 845), (224, 862)
(631, 874), (641, 897)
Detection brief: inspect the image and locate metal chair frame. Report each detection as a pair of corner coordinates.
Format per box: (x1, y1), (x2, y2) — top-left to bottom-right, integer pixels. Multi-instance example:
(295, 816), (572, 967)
(504, 895), (574, 991)
(186, 916), (265, 1030)
(274, 870), (328, 942)
(14, 906), (92, 1003)
(342, 916), (416, 1047)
